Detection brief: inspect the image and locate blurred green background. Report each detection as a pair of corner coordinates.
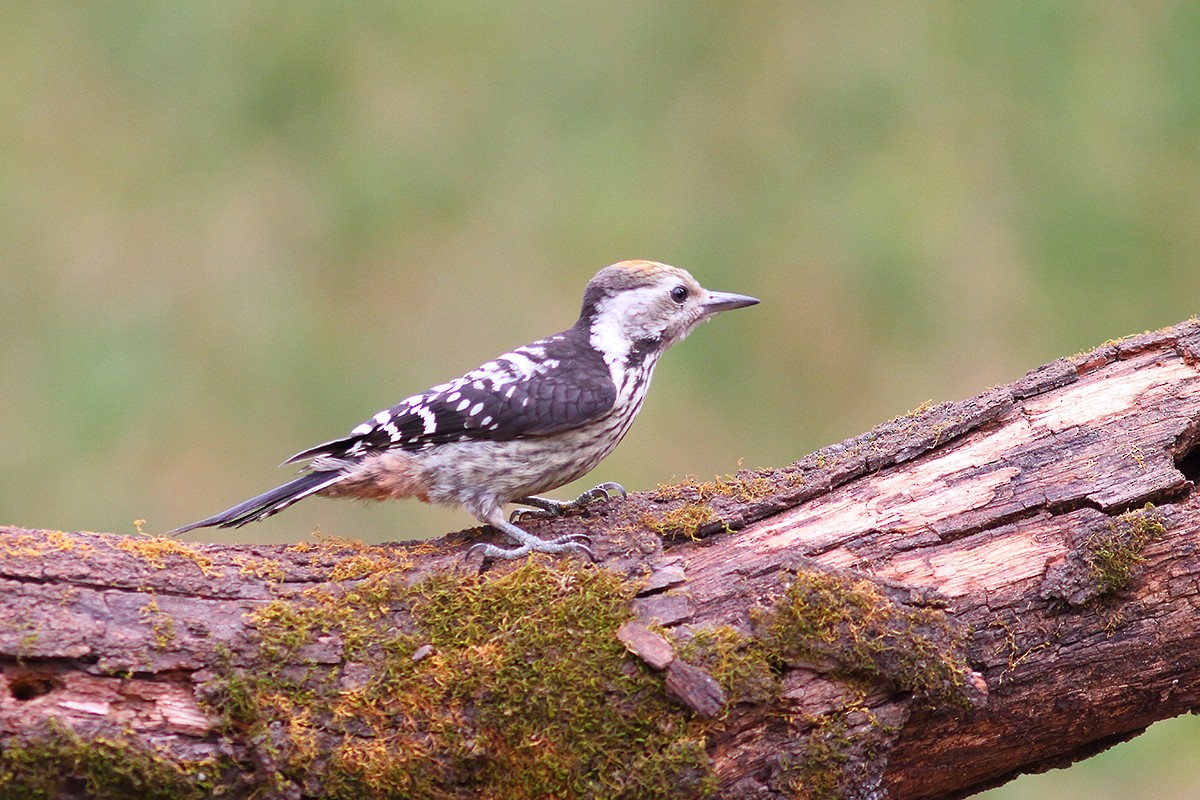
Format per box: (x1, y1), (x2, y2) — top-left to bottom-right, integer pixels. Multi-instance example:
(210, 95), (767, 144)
(1, 3), (1198, 797)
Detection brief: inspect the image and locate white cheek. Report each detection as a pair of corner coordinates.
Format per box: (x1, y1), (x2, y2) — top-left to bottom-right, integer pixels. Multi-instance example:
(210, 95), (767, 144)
(593, 287), (653, 333)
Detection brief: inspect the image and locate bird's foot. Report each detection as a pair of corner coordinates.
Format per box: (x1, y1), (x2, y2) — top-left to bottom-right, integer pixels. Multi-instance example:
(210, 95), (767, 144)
(509, 482), (627, 523)
(467, 520), (595, 562)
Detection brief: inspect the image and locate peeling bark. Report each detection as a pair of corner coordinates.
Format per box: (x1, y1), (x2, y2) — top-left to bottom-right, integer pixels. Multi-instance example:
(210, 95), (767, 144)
(4, 320), (1200, 799)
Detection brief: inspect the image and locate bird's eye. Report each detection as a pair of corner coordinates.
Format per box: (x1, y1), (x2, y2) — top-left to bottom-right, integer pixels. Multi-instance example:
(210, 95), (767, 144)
(669, 285), (689, 304)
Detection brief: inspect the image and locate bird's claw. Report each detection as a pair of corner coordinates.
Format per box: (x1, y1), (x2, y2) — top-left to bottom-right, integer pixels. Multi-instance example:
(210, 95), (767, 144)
(466, 538), (595, 562)
(548, 531), (592, 546)
(509, 508), (541, 524)
(479, 491), (607, 561)
(590, 481), (628, 500)
(510, 482), (627, 522)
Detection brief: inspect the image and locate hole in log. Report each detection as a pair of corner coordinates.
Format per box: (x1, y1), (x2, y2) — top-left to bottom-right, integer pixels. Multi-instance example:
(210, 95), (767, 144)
(1173, 419), (1200, 485)
(8, 672), (59, 701)
(1178, 448), (1200, 484)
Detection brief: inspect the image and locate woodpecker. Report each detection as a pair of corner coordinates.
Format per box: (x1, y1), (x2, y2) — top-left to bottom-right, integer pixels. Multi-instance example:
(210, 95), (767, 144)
(173, 260), (759, 559)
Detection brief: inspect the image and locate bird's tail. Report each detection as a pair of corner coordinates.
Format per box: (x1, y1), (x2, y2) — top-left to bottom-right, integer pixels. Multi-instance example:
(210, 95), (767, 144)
(171, 471), (346, 535)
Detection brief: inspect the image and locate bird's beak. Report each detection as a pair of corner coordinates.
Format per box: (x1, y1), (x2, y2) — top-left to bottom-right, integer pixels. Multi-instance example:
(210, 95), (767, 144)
(702, 291), (760, 313)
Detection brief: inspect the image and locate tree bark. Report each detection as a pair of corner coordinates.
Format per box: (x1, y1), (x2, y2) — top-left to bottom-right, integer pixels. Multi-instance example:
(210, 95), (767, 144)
(4, 320), (1200, 799)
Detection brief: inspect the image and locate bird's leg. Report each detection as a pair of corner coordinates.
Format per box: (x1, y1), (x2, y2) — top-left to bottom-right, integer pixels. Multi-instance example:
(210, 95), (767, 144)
(509, 481), (626, 523)
(466, 514), (595, 562)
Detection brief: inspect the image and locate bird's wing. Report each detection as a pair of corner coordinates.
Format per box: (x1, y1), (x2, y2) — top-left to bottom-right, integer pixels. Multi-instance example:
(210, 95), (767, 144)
(285, 332), (616, 463)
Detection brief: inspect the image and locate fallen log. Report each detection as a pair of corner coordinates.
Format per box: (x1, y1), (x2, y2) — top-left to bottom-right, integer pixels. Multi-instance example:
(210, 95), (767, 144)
(3, 319), (1200, 799)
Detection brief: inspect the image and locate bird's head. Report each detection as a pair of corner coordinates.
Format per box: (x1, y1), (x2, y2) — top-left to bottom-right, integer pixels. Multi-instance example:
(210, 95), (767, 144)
(579, 260), (759, 364)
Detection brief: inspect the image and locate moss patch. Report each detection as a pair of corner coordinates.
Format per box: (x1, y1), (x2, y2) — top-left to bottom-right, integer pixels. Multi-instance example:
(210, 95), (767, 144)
(236, 555), (287, 582)
(639, 467), (788, 540)
(114, 537), (221, 577)
(640, 504), (717, 540)
(1039, 504), (1168, 607)
(780, 714), (851, 800)
(779, 708), (903, 800)
(0, 725), (226, 800)
(649, 468), (783, 506)
(676, 625), (778, 706)
(675, 564), (975, 797)
(203, 559), (718, 799)
(756, 567), (973, 710)
(0, 530), (92, 559)
(1084, 504), (1165, 595)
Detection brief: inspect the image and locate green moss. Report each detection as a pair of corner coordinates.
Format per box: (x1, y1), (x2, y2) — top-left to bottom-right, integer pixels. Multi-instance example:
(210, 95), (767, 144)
(779, 708), (902, 800)
(114, 537), (221, 577)
(676, 625), (778, 705)
(640, 504), (717, 539)
(1084, 503), (1165, 595)
(780, 714), (851, 800)
(0, 530), (92, 559)
(757, 567), (972, 710)
(236, 555), (287, 582)
(676, 565), (974, 797)
(639, 467), (795, 540)
(0, 726), (224, 800)
(203, 559), (719, 799)
(650, 468), (785, 506)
